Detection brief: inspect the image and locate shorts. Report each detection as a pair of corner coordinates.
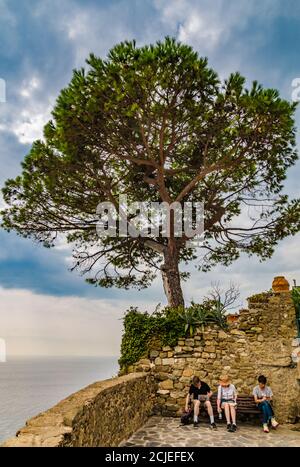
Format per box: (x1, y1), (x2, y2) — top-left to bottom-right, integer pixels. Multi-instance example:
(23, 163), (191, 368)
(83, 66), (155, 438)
(221, 399), (236, 408)
(192, 397), (209, 405)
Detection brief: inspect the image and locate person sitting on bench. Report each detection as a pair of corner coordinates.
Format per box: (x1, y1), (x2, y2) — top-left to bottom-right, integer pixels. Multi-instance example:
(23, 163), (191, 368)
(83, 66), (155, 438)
(253, 375), (279, 433)
(217, 375), (238, 432)
(185, 375), (217, 429)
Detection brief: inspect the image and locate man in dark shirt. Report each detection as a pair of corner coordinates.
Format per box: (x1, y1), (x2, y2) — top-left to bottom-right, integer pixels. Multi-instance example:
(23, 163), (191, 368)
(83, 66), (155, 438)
(185, 375), (217, 429)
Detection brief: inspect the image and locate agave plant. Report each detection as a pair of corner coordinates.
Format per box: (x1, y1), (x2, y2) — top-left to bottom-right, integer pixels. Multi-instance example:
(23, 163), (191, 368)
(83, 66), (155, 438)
(189, 302), (210, 333)
(209, 300), (228, 330)
(179, 307), (198, 336)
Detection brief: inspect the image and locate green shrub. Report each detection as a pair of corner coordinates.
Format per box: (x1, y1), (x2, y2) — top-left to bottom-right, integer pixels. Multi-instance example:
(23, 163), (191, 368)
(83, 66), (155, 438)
(291, 287), (300, 335)
(291, 287), (300, 308)
(119, 298), (229, 369)
(249, 291), (272, 302)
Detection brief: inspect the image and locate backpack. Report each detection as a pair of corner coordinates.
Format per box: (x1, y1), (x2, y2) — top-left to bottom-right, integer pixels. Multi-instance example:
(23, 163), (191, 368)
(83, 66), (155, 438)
(180, 408), (193, 425)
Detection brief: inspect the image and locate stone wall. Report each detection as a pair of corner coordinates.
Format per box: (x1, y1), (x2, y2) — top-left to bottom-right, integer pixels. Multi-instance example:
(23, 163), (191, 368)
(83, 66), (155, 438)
(131, 290), (300, 423)
(2, 286), (300, 448)
(2, 372), (156, 447)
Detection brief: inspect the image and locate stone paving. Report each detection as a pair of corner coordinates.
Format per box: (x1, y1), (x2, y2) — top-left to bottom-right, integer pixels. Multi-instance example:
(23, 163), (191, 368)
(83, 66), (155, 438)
(120, 417), (300, 447)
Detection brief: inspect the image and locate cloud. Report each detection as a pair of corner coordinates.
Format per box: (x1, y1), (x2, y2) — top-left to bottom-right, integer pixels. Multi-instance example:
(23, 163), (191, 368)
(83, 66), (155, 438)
(31, 0), (158, 67)
(0, 0), (300, 357)
(0, 228), (166, 302)
(0, 287), (125, 356)
(0, 71), (54, 145)
(182, 232), (300, 308)
(0, 285), (166, 357)
(154, 0), (300, 81)
(19, 76), (40, 99)
(0, 0), (19, 57)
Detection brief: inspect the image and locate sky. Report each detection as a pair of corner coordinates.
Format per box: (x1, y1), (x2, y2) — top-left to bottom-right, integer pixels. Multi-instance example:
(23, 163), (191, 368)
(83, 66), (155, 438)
(0, 0), (300, 357)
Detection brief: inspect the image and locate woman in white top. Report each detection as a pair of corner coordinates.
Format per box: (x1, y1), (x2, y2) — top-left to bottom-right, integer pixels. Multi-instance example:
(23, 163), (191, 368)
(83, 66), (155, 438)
(217, 375), (238, 432)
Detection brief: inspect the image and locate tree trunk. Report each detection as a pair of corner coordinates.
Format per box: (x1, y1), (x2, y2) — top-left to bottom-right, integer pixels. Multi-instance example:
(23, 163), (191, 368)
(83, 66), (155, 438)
(161, 246), (185, 308)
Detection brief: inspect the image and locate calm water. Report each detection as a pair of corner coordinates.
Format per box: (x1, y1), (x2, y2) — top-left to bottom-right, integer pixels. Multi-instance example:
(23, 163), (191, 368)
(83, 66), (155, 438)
(0, 356), (119, 442)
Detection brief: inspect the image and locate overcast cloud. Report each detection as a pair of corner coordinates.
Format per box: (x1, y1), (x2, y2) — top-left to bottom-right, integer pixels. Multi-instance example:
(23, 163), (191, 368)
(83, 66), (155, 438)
(0, 0), (299, 356)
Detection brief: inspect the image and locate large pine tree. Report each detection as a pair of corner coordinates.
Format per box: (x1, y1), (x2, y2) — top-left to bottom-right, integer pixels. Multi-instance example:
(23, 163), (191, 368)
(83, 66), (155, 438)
(2, 38), (300, 306)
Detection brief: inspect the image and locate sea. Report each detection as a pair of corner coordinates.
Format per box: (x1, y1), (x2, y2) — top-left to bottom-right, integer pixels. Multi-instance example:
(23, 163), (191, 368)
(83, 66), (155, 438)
(0, 356), (119, 443)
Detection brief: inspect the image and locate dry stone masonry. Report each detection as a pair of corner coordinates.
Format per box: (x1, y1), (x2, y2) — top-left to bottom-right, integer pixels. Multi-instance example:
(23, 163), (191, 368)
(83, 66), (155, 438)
(2, 373), (156, 447)
(2, 280), (300, 447)
(130, 287), (300, 423)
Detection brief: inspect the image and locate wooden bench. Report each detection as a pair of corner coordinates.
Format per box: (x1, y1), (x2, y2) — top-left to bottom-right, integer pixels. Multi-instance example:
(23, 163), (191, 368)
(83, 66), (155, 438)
(197, 394), (261, 423)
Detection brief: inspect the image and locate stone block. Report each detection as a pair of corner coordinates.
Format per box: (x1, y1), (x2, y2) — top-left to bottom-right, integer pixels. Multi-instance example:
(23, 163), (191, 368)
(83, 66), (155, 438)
(157, 389), (170, 395)
(159, 352), (167, 358)
(165, 403), (178, 411)
(139, 359), (151, 365)
(162, 358), (174, 366)
(218, 330), (228, 339)
(170, 391), (185, 399)
(185, 339), (195, 346)
(159, 379), (174, 390)
(155, 372), (174, 381)
(230, 329), (246, 336)
(179, 376), (192, 384)
(250, 327), (262, 333)
(174, 382), (184, 390)
(194, 370), (207, 379)
(204, 346), (215, 353)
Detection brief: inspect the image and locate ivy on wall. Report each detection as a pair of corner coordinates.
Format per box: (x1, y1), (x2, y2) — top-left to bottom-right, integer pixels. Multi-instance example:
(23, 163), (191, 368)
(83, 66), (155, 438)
(119, 301), (228, 369)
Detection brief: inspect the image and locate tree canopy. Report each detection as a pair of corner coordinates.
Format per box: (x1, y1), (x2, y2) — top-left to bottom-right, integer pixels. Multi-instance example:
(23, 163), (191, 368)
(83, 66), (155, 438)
(2, 37), (300, 306)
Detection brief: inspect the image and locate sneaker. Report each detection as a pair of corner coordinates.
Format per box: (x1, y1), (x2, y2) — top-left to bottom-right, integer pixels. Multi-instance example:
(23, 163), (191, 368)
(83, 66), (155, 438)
(231, 424), (237, 432)
(227, 423), (233, 432)
(263, 423), (269, 433)
(193, 421), (200, 427)
(271, 418), (279, 429)
(210, 422), (217, 430)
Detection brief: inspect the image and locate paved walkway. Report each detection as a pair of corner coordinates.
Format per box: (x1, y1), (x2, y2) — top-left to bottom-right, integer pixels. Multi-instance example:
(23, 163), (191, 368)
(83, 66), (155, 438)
(120, 417), (300, 447)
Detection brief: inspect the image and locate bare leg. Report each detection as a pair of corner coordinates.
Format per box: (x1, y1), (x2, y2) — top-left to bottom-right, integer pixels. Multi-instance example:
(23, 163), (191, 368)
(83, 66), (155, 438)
(193, 400), (200, 421)
(229, 404), (236, 425)
(223, 403), (231, 424)
(205, 400), (213, 417)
